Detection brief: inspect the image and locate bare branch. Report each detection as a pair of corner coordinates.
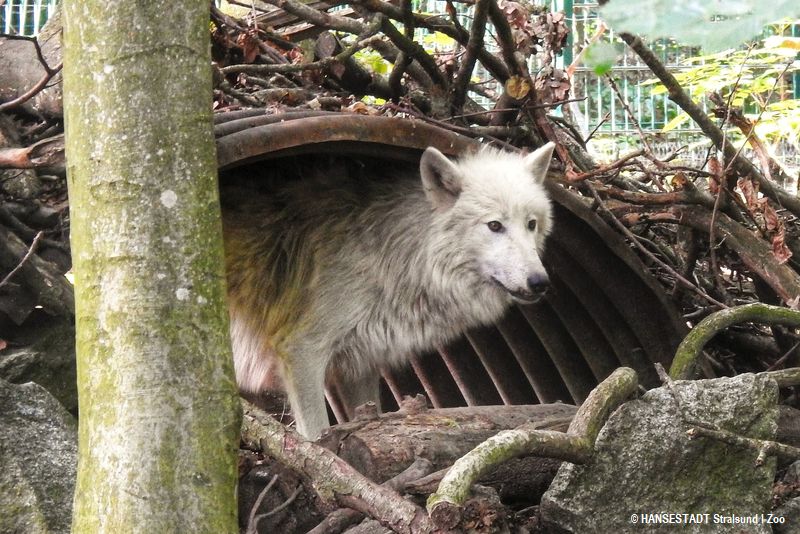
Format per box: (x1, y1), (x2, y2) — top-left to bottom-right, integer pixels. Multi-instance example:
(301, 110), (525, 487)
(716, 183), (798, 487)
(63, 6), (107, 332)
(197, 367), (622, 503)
(241, 401), (434, 534)
(0, 230), (44, 290)
(427, 368), (638, 530)
(450, 0), (489, 113)
(588, 184), (728, 309)
(378, 15), (447, 90)
(259, 0), (364, 34)
(387, 0), (414, 100)
(354, 0), (510, 82)
(486, 0), (526, 78)
(619, 32), (800, 217)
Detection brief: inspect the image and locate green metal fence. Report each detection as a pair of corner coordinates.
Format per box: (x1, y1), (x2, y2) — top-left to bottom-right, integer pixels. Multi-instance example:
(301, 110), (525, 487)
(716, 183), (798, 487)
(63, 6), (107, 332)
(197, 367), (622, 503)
(561, 0), (798, 175)
(3, 0), (798, 174)
(0, 0), (58, 36)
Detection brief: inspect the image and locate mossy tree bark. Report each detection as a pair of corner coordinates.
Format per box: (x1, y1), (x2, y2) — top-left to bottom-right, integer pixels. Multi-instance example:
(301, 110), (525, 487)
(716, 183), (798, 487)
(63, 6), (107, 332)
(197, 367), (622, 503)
(63, 2), (241, 532)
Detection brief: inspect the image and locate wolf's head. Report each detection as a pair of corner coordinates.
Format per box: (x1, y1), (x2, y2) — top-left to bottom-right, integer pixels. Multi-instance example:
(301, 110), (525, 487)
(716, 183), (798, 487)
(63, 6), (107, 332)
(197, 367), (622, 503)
(420, 143), (555, 304)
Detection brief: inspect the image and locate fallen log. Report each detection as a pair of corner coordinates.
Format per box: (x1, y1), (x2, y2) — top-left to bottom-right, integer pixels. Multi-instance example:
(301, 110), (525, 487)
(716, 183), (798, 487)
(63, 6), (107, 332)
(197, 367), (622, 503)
(317, 398), (576, 482)
(240, 398), (576, 532)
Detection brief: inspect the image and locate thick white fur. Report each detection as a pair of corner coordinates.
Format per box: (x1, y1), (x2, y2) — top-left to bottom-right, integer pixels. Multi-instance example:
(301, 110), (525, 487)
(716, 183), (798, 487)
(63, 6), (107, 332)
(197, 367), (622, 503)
(224, 143), (556, 438)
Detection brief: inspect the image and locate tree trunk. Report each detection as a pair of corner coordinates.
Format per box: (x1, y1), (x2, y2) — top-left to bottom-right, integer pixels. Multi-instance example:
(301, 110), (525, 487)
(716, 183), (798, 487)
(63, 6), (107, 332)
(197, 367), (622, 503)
(62, 2), (241, 532)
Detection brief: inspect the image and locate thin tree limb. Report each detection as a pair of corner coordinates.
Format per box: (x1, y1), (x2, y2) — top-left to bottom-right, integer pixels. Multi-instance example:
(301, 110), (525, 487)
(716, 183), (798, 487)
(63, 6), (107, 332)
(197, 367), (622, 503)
(568, 149), (645, 181)
(0, 63), (63, 113)
(0, 34), (62, 113)
(378, 15), (447, 90)
(245, 474), (279, 534)
(259, 0), (364, 34)
(220, 32), (384, 76)
(0, 230), (44, 290)
(426, 368), (638, 530)
(486, 0), (526, 78)
(593, 183), (715, 209)
(670, 304), (800, 379)
(588, 184), (728, 309)
(0, 225), (73, 316)
(388, 0), (414, 100)
(0, 134), (65, 174)
(619, 32), (800, 217)
(625, 204), (800, 307)
(307, 457), (434, 534)
(355, 0), (510, 82)
(450, 0), (489, 113)
(687, 424), (800, 465)
(241, 400), (434, 534)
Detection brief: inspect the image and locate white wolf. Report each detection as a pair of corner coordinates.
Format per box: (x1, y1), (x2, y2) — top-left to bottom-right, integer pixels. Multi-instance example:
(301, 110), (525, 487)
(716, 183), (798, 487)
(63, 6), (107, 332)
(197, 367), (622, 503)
(223, 142), (555, 438)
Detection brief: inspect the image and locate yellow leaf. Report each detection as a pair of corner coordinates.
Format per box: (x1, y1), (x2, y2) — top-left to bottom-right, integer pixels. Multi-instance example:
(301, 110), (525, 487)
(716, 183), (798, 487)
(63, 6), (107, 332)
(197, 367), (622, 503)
(662, 112), (690, 133)
(764, 36), (800, 51)
(505, 76), (531, 100)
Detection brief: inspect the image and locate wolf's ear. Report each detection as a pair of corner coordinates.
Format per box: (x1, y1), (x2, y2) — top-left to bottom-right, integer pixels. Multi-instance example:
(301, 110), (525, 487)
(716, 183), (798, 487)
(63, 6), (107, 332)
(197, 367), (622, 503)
(523, 142), (555, 184)
(420, 147), (462, 211)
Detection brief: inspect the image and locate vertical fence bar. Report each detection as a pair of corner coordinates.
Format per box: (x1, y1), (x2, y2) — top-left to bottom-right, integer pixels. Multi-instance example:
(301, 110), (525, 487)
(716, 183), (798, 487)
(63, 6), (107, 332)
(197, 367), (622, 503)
(636, 72), (642, 129)
(562, 0), (574, 67)
(609, 32), (616, 132)
(622, 36), (629, 133)
(18, 0), (28, 35)
(794, 24), (800, 99)
(33, 0), (43, 33)
(3, 2), (12, 34)
(596, 74), (602, 131)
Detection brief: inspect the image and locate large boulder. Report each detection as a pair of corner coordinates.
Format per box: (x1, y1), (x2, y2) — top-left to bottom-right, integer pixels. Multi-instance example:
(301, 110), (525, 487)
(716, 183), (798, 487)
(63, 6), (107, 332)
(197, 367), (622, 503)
(0, 379), (77, 534)
(541, 373), (778, 534)
(0, 319), (77, 415)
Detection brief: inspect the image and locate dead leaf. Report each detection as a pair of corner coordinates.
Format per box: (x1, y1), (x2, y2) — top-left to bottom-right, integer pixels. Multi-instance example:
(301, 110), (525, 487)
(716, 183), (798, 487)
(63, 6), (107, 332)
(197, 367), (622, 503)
(498, 0), (530, 30)
(533, 67), (570, 104)
(236, 31), (260, 64)
(737, 177), (759, 209)
(330, 61), (346, 80)
(763, 202), (781, 233)
(621, 213), (642, 225)
(708, 159), (723, 194)
(287, 48), (304, 64)
(671, 171), (688, 189)
(736, 177), (792, 264)
(346, 101), (377, 115)
(772, 229), (793, 264)
(505, 76), (531, 100)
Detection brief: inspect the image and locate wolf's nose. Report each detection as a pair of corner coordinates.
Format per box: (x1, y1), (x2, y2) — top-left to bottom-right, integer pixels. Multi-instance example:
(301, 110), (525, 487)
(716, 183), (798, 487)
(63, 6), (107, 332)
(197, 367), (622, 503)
(527, 274), (550, 296)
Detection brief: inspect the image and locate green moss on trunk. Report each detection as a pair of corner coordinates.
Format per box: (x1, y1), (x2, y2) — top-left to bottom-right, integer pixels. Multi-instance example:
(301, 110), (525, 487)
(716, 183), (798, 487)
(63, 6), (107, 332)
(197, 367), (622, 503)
(63, 2), (241, 532)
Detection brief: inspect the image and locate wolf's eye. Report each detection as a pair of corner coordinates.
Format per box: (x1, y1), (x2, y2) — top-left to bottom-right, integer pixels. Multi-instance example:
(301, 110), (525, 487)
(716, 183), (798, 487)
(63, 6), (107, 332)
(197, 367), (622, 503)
(528, 219), (537, 231)
(487, 221), (504, 232)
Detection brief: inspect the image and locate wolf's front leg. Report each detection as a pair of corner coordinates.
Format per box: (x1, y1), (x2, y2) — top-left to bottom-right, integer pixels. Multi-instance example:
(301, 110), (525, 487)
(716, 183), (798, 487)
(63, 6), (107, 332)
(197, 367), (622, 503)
(338, 366), (382, 421)
(280, 354), (330, 440)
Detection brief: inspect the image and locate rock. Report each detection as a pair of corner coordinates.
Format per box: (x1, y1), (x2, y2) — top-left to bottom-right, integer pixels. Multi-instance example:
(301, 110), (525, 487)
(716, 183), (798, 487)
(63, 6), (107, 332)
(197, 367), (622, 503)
(783, 460), (800, 486)
(773, 498), (800, 534)
(541, 373), (777, 534)
(0, 378), (77, 534)
(0, 319), (77, 414)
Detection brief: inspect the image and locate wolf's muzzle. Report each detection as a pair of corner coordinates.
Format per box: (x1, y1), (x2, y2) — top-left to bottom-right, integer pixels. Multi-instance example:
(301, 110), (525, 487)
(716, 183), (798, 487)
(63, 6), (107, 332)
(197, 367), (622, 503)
(527, 273), (549, 294)
(494, 273), (549, 304)
(516, 273), (550, 304)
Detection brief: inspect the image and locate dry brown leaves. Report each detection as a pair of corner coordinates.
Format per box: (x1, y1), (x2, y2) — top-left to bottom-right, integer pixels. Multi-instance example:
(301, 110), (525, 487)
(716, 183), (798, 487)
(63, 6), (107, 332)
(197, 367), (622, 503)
(738, 176), (792, 264)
